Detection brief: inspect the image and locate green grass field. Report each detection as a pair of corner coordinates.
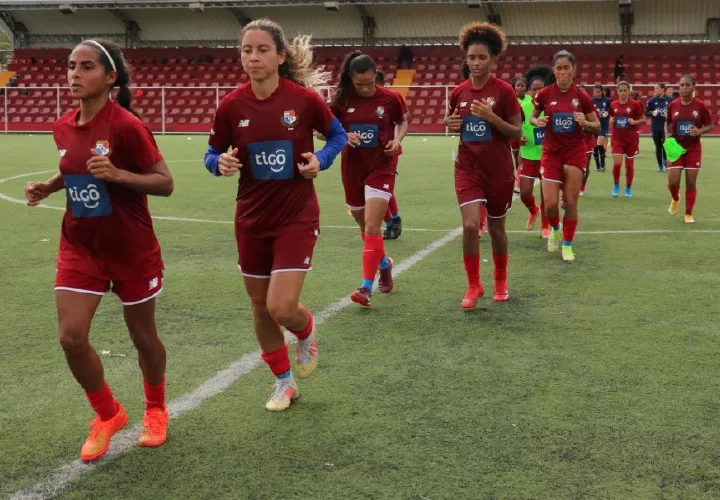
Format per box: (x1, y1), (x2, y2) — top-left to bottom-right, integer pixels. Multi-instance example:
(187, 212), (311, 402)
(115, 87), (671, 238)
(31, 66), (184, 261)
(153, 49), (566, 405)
(1, 134), (719, 499)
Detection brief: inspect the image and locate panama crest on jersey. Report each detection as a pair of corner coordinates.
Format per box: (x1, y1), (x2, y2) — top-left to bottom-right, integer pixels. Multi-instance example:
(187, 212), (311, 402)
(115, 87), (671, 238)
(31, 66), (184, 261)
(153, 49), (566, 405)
(692, 110), (699, 118)
(376, 106), (385, 117)
(94, 140), (111, 156)
(571, 98), (579, 109)
(282, 110), (297, 127)
(486, 97), (496, 107)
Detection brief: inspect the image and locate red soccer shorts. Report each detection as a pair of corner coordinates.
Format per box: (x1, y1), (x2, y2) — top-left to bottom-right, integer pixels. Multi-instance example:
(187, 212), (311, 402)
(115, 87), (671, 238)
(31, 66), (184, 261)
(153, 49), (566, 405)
(342, 168), (396, 211)
(611, 137), (640, 158)
(54, 268), (164, 306)
(455, 168), (514, 218)
(668, 143), (702, 170)
(519, 158), (541, 179)
(540, 148), (587, 184)
(235, 229), (318, 278)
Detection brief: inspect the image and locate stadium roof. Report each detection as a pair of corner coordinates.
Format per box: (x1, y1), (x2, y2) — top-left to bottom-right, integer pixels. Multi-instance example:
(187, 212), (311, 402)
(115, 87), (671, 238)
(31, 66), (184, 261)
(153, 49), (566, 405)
(0, 0), (615, 7)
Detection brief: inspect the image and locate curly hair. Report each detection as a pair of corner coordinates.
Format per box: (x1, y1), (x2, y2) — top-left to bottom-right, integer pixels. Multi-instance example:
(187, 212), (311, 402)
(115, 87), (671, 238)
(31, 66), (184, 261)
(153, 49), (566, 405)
(458, 22), (507, 57)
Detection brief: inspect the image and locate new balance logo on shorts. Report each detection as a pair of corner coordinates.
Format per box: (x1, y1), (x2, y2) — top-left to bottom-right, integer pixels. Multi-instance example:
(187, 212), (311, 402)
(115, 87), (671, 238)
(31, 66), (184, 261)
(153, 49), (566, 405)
(462, 116), (492, 142)
(349, 124), (379, 148)
(247, 140), (294, 180)
(63, 174), (112, 218)
(303, 256), (311, 265)
(148, 277), (159, 291)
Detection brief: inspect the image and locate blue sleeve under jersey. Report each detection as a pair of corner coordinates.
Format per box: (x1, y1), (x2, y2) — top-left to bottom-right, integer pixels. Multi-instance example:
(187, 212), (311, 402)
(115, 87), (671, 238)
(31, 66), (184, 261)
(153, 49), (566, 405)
(204, 145), (222, 176)
(314, 118), (347, 171)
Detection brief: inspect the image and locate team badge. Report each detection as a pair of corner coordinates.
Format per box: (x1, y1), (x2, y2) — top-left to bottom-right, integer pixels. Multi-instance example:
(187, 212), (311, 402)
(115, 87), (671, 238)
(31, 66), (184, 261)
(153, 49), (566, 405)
(626, 107), (631, 113)
(571, 98), (579, 109)
(94, 140), (111, 156)
(692, 110), (699, 118)
(282, 110), (297, 127)
(486, 97), (496, 107)
(376, 106), (385, 117)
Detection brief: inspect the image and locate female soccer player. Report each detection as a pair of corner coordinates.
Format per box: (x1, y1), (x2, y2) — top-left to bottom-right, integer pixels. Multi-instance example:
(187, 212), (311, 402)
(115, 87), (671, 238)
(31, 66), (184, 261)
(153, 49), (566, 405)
(665, 74), (713, 223)
(204, 20), (346, 411)
(445, 23), (521, 307)
(376, 70), (405, 240)
(530, 50), (600, 262)
(591, 83), (611, 172)
(518, 66), (550, 238)
(510, 77), (529, 186)
(331, 52), (409, 307)
(645, 82), (673, 172)
(24, 39), (174, 461)
(608, 81), (644, 198)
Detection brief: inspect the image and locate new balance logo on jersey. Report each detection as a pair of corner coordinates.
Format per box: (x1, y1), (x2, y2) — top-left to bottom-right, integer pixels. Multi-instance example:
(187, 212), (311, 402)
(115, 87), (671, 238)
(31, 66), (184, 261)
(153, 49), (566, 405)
(63, 174), (112, 218)
(550, 101), (558, 106)
(238, 119), (250, 127)
(383, 184), (390, 189)
(348, 108), (355, 113)
(460, 101), (468, 108)
(247, 140), (294, 180)
(148, 277), (159, 291)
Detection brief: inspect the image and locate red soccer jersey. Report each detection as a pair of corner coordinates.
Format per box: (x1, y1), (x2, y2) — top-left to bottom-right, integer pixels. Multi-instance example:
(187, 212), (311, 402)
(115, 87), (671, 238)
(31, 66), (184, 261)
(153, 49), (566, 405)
(667, 97), (713, 149)
(533, 83), (596, 155)
(209, 78), (336, 237)
(52, 100), (164, 280)
(609, 98), (643, 142)
(332, 85), (407, 174)
(448, 76), (521, 169)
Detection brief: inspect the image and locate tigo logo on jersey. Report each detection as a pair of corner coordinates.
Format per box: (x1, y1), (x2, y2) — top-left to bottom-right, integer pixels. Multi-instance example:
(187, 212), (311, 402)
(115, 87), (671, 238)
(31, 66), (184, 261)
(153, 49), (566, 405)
(349, 124), (379, 148)
(282, 110), (297, 127)
(615, 116), (629, 129)
(376, 106), (385, 117)
(247, 140), (294, 180)
(676, 121), (694, 136)
(94, 140), (111, 156)
(461, 116), (492, 142)
(552, 113), (575, 134)
(533, 127), (545, 145)
(63, 174), (112, 218)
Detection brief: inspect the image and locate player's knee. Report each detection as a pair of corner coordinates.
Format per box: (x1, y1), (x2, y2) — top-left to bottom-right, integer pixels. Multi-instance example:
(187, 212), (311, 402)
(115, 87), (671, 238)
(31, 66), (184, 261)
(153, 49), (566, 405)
(487, 223), (505, 240)
(250, 299), (271, 318)
(563, 198), (578, 211)
(462, 218), (480, 234)
(267, 300), (297, 327)
(127, 326), (159, 350)
(58, 327), (90, 354)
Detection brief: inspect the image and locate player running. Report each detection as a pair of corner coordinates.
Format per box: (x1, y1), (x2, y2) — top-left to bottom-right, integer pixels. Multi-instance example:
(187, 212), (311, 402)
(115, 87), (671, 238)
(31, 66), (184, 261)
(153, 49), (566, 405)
(518, 65), (550, 238)
(608, 81), (644, 198)
(445, 22), (522, 307)
(645, 82), (673, 172)
(591, 84), (611, 172)
(204, 20), (346, 410)
(331, 52), (409, 307)
(530, 50), (600, 262)
(24, 39), (174, 461)
(665, 75), (713, 223)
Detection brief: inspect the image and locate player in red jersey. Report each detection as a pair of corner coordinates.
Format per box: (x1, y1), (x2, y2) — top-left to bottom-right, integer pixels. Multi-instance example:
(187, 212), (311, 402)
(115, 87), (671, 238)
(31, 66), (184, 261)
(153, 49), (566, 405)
(608, 81), (644, 198)
(530, 50), (600, 262)
(376, 70), (406, 241)
(330, 52), (409, 307)
(665, 74), (714, 223)
(204, 20), (346, 411)
(444, 23), (521, 307)
(23, 40), (174, 461)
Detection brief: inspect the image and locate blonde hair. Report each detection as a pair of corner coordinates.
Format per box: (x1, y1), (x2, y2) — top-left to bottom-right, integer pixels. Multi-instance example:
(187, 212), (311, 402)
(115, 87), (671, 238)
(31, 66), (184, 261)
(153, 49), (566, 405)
(241, 19), (330, 90)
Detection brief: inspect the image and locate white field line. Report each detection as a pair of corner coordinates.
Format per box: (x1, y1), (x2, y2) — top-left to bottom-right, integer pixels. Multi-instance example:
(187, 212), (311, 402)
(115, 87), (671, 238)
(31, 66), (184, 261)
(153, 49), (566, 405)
(10, 227), (463, 500)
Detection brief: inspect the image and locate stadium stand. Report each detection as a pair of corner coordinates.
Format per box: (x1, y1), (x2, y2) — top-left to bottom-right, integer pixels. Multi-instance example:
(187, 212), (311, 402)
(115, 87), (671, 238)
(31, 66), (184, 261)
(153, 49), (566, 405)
(1, 0), (719, 134)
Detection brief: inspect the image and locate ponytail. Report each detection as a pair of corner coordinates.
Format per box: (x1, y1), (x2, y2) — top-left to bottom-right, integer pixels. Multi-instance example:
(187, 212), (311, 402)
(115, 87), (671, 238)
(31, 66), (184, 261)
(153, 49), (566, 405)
(332, 51), (376, 108)
(80, 39), (139, 118)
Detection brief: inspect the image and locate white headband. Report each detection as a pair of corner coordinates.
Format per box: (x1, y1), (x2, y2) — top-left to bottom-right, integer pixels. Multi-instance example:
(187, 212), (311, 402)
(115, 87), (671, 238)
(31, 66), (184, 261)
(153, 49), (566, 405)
(85, 40), (117, 73)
